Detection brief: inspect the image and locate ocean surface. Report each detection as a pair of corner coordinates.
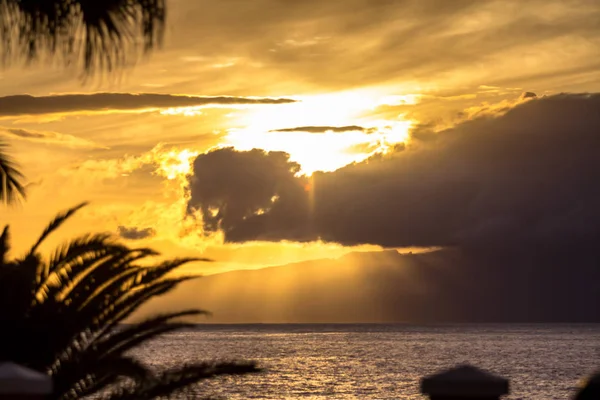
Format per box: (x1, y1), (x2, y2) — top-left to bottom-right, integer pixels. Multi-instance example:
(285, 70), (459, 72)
(131, 324), (600, 399)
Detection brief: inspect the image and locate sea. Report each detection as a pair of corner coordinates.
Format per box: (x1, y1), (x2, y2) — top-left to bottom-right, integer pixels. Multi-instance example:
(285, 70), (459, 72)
(131, 324), (600, 399)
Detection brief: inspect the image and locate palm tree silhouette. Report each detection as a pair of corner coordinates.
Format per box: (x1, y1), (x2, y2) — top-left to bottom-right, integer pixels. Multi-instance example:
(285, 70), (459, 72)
(0, 5), (259, 398)
(0, 202), (259, 399)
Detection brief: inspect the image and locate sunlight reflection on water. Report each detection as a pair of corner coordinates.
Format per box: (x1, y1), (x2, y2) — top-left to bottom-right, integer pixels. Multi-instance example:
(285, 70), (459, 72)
(130, 324), (600, 399)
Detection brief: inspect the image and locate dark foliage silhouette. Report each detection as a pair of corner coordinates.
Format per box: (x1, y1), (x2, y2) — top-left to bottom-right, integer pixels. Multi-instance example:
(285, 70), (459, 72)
(0, 141), (25, 205)
(0, 202), (259, 399)
(0, 2), (261, 398)
(0, 0), (166, 74)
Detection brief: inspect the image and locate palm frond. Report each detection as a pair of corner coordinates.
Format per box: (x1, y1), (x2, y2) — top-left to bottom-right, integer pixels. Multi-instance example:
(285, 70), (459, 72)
(0, 0), (166, 74)
(54, 356), (151, 400)
(35, 250), (114, 305)
(91, 276), (196, 335)
(91, 310), (209, 356)
(29, 202), (88, 255)
(59, 248), (158, 309)
(30, 253), (152, 356)
(37, 243), (150, 304)
(0, 142), (26, 205)
(51, 312), (205, 394)
(79, 257), (203, 328)
(0, 225), (10, 264)
(0, 202), (258, 400)
(35, 259), (202, 364)
(37, 232), (128, 286)
(0, 251), (43, 318)
(105, 361), (261, 400)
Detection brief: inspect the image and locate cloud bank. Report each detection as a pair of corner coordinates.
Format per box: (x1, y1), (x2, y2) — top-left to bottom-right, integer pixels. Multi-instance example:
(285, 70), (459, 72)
(1, 127), (106, 149)
(187, 93), (600, 250)
(173, 92), (600, 323)
(0, 93), (297, 117)
(117, 226), (157, 240)
(270, 125), (373, 133)
(162, 0), (600, 94)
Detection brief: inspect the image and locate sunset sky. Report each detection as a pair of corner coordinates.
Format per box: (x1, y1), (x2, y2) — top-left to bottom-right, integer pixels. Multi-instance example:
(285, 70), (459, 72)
(1, 0), (600, 278)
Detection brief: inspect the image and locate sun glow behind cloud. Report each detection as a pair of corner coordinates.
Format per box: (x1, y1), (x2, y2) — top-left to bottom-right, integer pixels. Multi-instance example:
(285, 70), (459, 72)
(88, 144), (390, 272)
(224, 123), (412, 175)
(151, 147), (200, 180)
(60, 89), (420, 259)
(221, 90), (417, 174)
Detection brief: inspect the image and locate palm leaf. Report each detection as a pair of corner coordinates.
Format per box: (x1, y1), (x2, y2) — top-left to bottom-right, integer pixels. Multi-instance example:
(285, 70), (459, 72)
(79, 257), (204, 331)
(51, 315), (207, 393)
(39, 245), (151, 304)
(0, 225), (10, 264)
(91, 310), (209, 357)
(0, 142), (25, 205)
(30, 252), (155, 357)
(29, 202), (88, 255)
(53, 356), (151, 400)
(37, 232), (129, 286)
(59, 248), (158, 310)
(0, 202), (258, 400)
(38, 259), (203, 361)
(105, 361), (261, 400)
(90, 277), (195, 335)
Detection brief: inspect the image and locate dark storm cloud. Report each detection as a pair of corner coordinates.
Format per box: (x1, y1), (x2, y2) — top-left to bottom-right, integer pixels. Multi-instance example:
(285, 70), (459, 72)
(187, 93), (600, 249)
(187, 148), (312, 242)
(117, 226), (157, 240)
(270, 125), (373, 133)
(0, 93), (297, 117)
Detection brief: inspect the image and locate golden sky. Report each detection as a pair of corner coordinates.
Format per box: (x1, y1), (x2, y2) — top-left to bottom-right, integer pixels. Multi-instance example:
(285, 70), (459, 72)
(1, 0), (600, 276)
